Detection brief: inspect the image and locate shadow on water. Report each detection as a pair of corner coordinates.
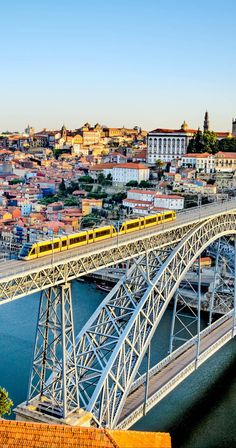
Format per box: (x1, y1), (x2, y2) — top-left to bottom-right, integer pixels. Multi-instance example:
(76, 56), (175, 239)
(170, 350), (236, 448)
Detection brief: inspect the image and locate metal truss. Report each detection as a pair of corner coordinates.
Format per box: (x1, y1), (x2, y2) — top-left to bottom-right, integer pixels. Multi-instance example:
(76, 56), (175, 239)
(1, 200), (236, 305)
(0, 221), (197, 304)
(27, 282), (79, 418)
(67, 212), (236, 428)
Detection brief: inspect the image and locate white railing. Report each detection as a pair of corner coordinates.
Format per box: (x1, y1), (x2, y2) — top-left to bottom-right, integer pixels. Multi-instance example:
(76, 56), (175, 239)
(130, 310), (233, 393)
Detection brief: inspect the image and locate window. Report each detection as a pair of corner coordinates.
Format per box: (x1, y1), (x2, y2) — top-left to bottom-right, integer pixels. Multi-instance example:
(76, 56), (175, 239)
(95, 229), (111, 238)
(127, 221), (139, 230)
(69, 234), (87, 245)
(40, 243), (53, 253)
(145, 216), (157, 224)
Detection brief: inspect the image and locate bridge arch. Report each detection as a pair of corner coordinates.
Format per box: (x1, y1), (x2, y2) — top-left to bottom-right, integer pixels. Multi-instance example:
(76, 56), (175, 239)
(75, 212), (236, 428)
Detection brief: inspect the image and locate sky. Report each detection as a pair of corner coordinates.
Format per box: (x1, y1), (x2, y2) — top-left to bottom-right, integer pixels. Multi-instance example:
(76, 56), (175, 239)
(1, 0), (236, 132)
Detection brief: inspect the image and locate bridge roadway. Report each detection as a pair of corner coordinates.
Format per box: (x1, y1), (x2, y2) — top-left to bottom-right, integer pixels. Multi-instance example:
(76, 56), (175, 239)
(117, 311), (235, 429)
(0, 199), (235, 304)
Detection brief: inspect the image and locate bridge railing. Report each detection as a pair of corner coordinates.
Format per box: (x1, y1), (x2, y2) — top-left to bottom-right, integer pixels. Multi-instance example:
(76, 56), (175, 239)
(129, 310), (233, 394)
(3, 198), (236, 277)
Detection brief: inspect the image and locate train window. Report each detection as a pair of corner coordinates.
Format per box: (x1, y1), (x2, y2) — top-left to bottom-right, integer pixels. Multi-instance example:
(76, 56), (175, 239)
(95, 229), (110, 238)
(145, 216), (157, 224)
(140, 219), (145, 226)
(127, 221), (139, 229)
(88, 233), (93, 240)
(39, 243), (53, 253)
(62, 240), (67, 247)
(31, 248), (36, 255)
(53, 242), (59, 249)
(70, 234), (87, 245)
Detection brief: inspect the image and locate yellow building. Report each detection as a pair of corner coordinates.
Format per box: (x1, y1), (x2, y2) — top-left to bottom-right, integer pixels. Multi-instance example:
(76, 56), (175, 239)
(82, 199), (103, 216)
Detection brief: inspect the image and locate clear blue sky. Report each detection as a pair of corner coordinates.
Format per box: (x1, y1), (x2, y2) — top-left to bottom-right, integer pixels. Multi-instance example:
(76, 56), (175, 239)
(1, 0), (235, 132)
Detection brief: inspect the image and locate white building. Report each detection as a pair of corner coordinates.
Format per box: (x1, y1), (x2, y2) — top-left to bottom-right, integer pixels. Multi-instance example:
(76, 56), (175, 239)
(89, 163), (149, 184)
(154, 194), (184, 210)
(112, 164), (149, 184)
(123, 189), (184, 211)
(147, 121), (197, 164)
(181, 151), (236, 173)
(181, 153), (215, 173)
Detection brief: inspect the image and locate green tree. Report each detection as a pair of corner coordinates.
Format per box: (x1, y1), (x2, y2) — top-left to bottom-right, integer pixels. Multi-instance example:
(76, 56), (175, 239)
(59, 178), (66, 193)
(155, 159), (164, 169)
(217, 137), (236, 152)
(188, 129), (218, 154)
(202, 130), (218, 153)
(139, 180), (151, 188)
(0, 387), (13, 417)
(64, 196), (78, 206)
(187, 129), (204, 153)
(126, 180), (138, 187)
(78, 175), (93, 184)
(97, 173), (106, 185)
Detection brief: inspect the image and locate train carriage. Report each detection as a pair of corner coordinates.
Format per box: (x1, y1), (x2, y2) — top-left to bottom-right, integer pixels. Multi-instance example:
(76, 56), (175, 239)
(18, 211), (176, 260)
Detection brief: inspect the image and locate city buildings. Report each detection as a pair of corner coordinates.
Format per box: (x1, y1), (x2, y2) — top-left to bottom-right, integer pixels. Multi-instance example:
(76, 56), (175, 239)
(147, 112), (235, 165)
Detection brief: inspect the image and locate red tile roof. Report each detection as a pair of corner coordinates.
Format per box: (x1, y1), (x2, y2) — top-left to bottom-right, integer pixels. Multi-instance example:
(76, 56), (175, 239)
(0, 420), (171, 448)
(128, 189), (155, 195)
(155, 194), (183, 199)
(114, 163), (148, 170)
(149, 128), (198, 134)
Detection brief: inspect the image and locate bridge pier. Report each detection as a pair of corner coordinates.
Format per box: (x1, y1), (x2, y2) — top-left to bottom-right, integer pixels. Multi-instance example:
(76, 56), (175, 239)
(15, 282), (92, 425)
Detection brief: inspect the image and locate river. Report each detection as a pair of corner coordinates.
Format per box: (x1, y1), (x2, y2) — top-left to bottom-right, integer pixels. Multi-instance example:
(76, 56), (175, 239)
(0, 281), (235, 447)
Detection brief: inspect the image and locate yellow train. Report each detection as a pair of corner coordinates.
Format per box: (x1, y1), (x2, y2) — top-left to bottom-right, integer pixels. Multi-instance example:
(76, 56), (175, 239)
(18, 210), (176, 261)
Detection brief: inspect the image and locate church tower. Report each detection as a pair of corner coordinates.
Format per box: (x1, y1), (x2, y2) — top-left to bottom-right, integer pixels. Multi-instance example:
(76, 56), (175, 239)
(61, 124), (67, 139)
(203, 111), (210, 132)
(232, 118), (236, 136)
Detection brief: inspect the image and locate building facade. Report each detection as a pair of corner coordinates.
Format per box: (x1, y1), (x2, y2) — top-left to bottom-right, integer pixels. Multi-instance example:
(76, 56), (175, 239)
(147, 122), (197, 164)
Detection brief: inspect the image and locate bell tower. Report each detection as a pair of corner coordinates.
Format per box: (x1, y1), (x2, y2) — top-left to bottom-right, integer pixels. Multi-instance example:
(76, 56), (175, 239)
(232, 118), (236, 136)
(203, 111), (210, 132)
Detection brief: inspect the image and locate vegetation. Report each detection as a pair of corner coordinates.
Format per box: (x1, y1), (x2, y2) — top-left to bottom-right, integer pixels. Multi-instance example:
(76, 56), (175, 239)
(110, 192), (126, 204)
(0, 387), (13, 417)
(97, 173), (112, 186)
(186, 130), (235, 154)
(139, 180), (152, 188)
(78, 175), (94, 184)
(217, 137), (236, 152)
(87, 192), (108, 199)
(126, 180), (138, 187)
(9, 178), (24, 185)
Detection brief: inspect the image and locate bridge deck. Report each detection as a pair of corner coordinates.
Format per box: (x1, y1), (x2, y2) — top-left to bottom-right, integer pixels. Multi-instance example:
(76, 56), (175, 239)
(0, 200), (235, 280)
(119, 315), (233, 426)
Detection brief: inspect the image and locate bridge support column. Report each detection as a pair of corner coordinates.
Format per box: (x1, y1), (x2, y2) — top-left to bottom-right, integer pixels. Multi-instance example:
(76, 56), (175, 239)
(26, 282), (79, 419)
(195, 256), (201, 369)
(143, 344), (150, 416)
(208, 238), (220, 326)
(233, 235), (236, 337)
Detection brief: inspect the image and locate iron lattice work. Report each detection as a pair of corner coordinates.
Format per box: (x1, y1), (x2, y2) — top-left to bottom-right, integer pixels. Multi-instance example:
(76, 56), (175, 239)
(27, 283), (79, 418)
(0, 222), (196, 304)
(1, 200), (236, 305)
(71, 213), (236, 428)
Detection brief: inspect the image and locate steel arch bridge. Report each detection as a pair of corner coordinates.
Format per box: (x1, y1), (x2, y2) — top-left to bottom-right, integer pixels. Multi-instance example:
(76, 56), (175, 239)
(25, 210), (236, 428)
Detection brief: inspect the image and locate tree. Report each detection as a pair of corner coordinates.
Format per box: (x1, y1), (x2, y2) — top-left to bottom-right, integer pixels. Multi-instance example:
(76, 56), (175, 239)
(126, 180), (138, 187)
(188, 129), (218, 154)
(202, 130), (218, 153)
(97, 173), (106, 185)
(78, 175), (93, 184)
(0, 387), (13, 417)
(217, 137), (236, 152)
(59, 178), (66, 193)
(139, 180), (151, 188)
(155, 159), (164, 169)
(187, 129), (204, 153)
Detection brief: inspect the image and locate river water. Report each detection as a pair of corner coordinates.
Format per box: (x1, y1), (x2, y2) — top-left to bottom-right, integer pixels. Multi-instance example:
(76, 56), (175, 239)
(0, 281), (236, 447)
